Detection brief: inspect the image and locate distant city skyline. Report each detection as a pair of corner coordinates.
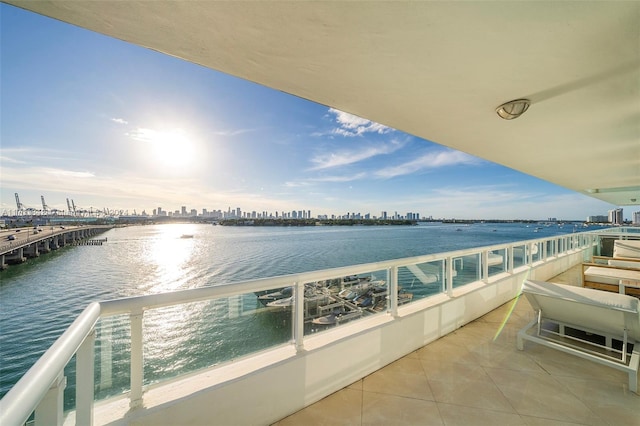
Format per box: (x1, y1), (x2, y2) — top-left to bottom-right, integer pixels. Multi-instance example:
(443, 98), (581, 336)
(0, 4), (630, 221)
(6, 196), (633, 224)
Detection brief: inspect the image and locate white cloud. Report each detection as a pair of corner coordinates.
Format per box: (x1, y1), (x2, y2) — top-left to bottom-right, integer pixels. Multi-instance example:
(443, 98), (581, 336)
(310, 140), (404, 170)
(127, 127), (156, 142)
(111, 117), (128, 125)
(0, 155), (27, 164)
(328, 108), (391, 137)
(212, 128), (255, 136)
(43, 168), (95, 178)
(375, 150), (481, 178)
(285, 173), (367, 188)
(312, 173), (367, 183)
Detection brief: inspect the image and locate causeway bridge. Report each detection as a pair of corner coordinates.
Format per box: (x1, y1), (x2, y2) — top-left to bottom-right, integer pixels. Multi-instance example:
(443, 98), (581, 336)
(0, 225), (113, 270)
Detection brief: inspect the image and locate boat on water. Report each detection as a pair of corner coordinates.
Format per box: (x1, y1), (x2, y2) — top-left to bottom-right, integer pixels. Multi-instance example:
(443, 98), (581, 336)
(257, 286), (293, 305)
(265, 283), (331, 309)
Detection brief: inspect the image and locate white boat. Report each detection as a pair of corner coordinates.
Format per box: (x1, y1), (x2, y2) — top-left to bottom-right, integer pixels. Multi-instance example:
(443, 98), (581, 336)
(266, 284), (330, 308)
(257, 286), (293, 305)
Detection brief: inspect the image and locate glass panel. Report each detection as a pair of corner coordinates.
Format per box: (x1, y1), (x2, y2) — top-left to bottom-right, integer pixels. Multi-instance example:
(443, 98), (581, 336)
(487, 249), (507, 278)
(305, 270), (387, 334)
(398, 260), (445, 302)
(513, 244), (527, 268)
(62, 315), (130, 410)
(452, 254), (480, 288)
(140, 291), (292, 388)
(94, 315), (131, 401)
(546, 239), (555, 257)
(90, 289), (292, 396)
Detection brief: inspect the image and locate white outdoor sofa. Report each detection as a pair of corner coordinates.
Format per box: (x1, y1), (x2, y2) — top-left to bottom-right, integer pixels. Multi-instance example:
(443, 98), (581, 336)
(582, 239), (640, 296)
(517, 280), (639, 393)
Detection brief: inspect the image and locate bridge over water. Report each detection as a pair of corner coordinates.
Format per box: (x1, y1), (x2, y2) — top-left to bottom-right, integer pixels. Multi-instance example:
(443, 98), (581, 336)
(0, 225), (113, 270)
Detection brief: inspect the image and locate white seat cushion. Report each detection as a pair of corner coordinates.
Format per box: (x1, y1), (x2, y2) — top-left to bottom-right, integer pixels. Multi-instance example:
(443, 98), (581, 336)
(613, 240), (640, 259)
(608, 259), (640, 269)
(584, 266), (640, 285)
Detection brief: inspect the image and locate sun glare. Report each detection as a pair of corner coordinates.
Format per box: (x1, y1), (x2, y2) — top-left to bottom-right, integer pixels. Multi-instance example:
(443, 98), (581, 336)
(146, 128), (196, 169)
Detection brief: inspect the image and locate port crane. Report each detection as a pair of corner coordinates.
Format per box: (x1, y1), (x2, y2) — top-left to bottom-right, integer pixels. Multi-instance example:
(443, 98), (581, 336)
(15, 193), (24, 214)
(41, 196), (50, 214)
(14, 193), (36, 215)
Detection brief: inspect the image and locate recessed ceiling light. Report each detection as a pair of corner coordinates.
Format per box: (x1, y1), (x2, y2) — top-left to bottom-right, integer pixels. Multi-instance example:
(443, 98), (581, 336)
(496, 99), (530, 120)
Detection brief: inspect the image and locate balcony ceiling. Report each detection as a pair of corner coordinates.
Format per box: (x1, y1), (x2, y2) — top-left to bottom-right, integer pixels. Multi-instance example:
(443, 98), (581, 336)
(7, 1), (639, 206)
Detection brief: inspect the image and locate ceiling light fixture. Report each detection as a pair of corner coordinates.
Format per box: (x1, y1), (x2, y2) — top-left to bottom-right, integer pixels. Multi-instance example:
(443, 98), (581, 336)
(496, 99), (530, 120)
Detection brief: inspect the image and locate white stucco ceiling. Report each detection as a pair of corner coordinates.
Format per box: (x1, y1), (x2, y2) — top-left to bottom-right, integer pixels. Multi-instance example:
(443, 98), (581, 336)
(6, 1), (639, 206)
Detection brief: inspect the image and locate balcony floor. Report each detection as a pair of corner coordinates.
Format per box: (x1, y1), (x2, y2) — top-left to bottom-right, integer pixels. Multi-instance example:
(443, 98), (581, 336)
(274, 266), (640, 425)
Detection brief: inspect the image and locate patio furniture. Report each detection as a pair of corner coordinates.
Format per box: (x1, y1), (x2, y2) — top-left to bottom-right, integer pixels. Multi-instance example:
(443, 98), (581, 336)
(517, 279), (639, 393)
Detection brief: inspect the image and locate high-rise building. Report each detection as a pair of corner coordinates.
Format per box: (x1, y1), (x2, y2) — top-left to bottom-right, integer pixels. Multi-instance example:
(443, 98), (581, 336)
(608, 208), (623, 225)
(633, 211), (640, 225)
(181, 206), (187, 216)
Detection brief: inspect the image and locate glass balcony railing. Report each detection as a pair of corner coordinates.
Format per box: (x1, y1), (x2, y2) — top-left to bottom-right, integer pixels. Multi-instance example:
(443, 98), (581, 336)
(5, 228), (639, 426)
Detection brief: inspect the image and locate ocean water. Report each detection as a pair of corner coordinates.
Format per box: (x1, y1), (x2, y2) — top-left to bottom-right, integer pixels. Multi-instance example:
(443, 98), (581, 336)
(0, 222), (583, 405)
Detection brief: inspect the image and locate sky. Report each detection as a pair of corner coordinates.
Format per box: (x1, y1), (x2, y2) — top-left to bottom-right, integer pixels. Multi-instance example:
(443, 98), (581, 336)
(0, 4), (623, 221)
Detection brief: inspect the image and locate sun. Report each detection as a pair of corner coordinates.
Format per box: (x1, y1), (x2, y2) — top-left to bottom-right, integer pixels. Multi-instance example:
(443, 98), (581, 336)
(147, 128), (196, 169)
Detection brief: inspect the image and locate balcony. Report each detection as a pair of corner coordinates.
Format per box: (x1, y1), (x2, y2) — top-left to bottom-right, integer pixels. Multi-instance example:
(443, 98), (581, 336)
(275, 265), (640, 425)
(1, 229), (638, 425)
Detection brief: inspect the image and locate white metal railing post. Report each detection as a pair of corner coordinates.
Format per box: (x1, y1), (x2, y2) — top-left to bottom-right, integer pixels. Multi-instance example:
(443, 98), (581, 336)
(34, 372), (66, 426)
(293, 282), (305, 352)
(129, 310), (144, 409)
(76, 329), (95, 425)
(508, 246), (514, 274)
(481, 251), (488, 283)
(388, 266), (398, 316)
(446, 257), (454, 297)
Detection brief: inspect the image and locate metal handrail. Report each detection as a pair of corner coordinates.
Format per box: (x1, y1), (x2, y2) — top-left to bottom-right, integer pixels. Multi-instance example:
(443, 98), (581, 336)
(0, 303), (101, 426)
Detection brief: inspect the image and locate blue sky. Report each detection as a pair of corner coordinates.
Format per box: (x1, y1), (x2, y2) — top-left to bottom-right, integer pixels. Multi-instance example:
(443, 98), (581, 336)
(0, 4), (620, 220)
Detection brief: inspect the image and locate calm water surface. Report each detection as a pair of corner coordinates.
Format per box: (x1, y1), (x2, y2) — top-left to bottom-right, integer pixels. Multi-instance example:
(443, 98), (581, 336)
(0, 222), (581, 403)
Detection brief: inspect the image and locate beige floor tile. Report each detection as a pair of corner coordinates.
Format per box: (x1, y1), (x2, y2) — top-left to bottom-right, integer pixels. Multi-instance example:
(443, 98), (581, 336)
(362, 392), (443, 426)
(427, 376), (516, 413)
(437, 402), (526, 426)
(403, 350), (419, 359)
(485, 367), (606, 425)
(419, 358), (489, 383)
(363, 358), (434, 401)
(523, 344), (629, 384)
(520, 414), (592, 425)
(275, 388), (362, 426)
(347, 379), (363, 391)
(415, 336), (479, 365)
(553, 375), (640, 426)
(470, 342), (547, 373)
(458, 320), (522, 349)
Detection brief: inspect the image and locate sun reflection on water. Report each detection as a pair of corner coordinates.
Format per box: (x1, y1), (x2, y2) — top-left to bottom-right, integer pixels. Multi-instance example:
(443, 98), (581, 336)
(143, 224), (200, 293)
